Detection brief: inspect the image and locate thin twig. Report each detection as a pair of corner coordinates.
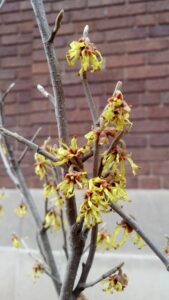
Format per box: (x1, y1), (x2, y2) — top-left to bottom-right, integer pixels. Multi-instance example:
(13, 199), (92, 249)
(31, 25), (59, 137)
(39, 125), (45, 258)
(37, 84), (55, 106)
(0, 144), (19, 185)
(107, 130), (124, 155)
(82, 71), (98, 126)
(60, 209), (69, 260)
(48, 9), (64, 43)
(18, 127), (42, 164)
(96, 81), (122, 127)
(98, 131), (124, 176)
(74, 225), (98, 296)
(80, 262), (124, 289)
(0, 0), (6, 9)
(93, 137), (100, 177)
(0, 127), (57, 162)
(0, 82), (15, 104)
(109, 201), (169, 270)
(82, 150), (93, 162)
(0, 87), (61, 295)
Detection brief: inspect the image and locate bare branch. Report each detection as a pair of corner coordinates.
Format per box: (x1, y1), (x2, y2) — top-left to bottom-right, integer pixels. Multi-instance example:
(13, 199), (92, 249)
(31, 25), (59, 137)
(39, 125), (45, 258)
(31, 0), (68, 144)
(37, 84), (55, 106)
(80, 262), (124, 289)
(0, 127), (57, 162)
(0, 85), (61, 294)
(96, 81), (122, 127)
(0, 82), (15, 104)
(109, 201), (169, 270)
(48, 9), (64, 43)
(82, 71), (98, 126)
(60, 209), (69, 260)
(18, 127), (42, 164)
(74, 225), (98, 296)
(0, 144), (19, 186)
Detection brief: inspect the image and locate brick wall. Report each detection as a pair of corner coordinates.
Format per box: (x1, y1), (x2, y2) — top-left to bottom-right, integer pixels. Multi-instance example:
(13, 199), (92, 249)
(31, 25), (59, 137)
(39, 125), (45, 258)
(0, 0), (169, 189)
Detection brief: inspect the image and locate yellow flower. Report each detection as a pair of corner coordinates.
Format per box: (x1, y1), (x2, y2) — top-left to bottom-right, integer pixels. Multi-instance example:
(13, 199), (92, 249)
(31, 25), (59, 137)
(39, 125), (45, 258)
(97, 230), (112, 250)
(102, 270), (128, 294)
(127, 156), (140, 176)
(44, 208), (61, 232)
(0, 205), (4, 217)
(32, 261), (44, 280)
(34, 153), (52, 180)
(102, 145), (139, 178)
(77, 192), (102, 227)
(11, 234), (21, 249)
(132, 233), (145, 249)
(111, 221), (132, 250)
(102, 91), (132, 130)
(66, 37), (103, 75)
(55, 137), (88, 166)
(14, 202), (27, 218)
(58, 171), (88, 198)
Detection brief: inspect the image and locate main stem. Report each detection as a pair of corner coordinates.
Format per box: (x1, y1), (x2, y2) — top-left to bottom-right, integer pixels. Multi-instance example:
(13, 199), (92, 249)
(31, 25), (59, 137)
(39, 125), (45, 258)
(31, 2), (82, 299)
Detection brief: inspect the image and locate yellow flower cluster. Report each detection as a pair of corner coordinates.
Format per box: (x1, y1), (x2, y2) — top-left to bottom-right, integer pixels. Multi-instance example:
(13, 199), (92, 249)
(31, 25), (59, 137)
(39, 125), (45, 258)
(97, 230), (112, 250)
(101, 91), (132, 131)
(54, 137), (88, 166)
(44, 208), (61, 232)
(35, 153), (52, 180)
(102, 270), (128, 294)
(14, 202), (27, 218)
(11, 233), (21, 249)
(58, 171), (88, 198)
(32, 261), (44, 280)
(102, 144), (139, 177)
(111, 220), (145, 250)
(77, 177), (129, 227)
(0, 205), (4, 217)
(43, 182), (64, 207)
(66, 37), (103, 75)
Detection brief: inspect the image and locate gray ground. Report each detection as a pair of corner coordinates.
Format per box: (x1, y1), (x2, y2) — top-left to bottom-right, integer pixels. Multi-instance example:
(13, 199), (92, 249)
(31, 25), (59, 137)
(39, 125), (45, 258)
(0, 189), (169, 299)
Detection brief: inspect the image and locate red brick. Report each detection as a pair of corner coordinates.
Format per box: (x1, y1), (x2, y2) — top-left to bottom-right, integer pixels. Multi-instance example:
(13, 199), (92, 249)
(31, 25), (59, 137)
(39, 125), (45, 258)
(151, 162), (169, 175)
(135, 14), (157, 26)
(149, 25), (169, 38)
(131, 106), (148, 119)
(138, 176), (161, 189)
(0, 46), (17, 57)
(140, 93), (161, 105)
(163, 177), (169, 188)
(125, 65), (169, 80)
(146, 78), (169, 91)
(126, 38), (169, 53)
(106, 27), (147, 42)
(147, 105), (169, 118)
(3, 11), (33, 23)
(146, 1), (169, 13)
(88, 0), (125, 7)
(133, 120), (169, 133)
(52, 0), (86, 11)
(149, 134), (169, 147)
(2, 33), (31, 45)
(0, 69), (16, 80)
(123, 80), (145, 93)
(1, 57), (30, 68)
(132, 148), (169, 161)
(158, 12), (169, 24)
(107, 53), (145, 68)
(124, 134), (148, 147)
(0, 2), (19, 13)
(126, 176), (138, 188)
(148, 49), (169, 64)
(32, 63), (48, 74)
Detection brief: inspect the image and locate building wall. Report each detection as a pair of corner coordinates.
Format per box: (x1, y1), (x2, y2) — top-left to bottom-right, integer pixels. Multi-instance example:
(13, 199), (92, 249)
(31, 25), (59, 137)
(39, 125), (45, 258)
(0, 0), (169, 188)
